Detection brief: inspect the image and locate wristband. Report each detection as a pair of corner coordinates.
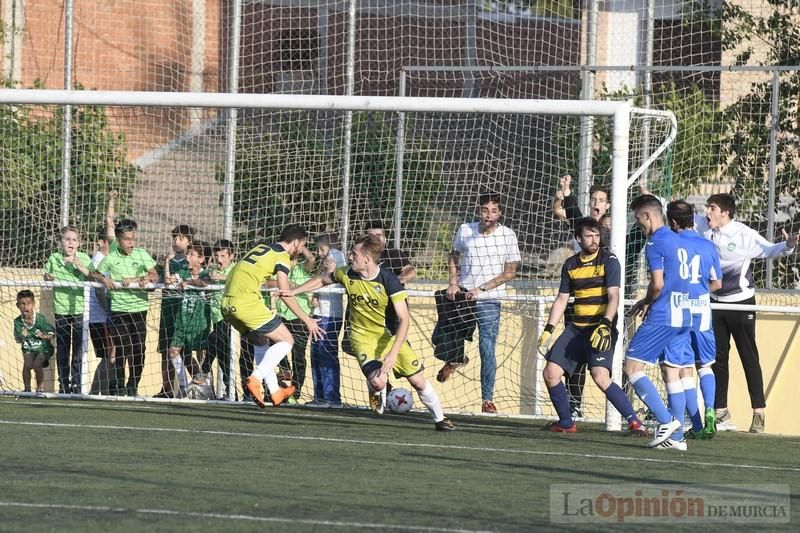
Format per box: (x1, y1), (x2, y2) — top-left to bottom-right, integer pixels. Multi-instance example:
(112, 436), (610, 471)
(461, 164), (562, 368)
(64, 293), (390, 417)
(544, 324), (555, 334)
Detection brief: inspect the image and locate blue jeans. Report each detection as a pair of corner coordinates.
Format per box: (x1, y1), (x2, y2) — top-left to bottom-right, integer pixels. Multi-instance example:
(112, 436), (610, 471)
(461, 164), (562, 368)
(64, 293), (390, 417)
(310, 316), (343, 404)
(55, 314), (84, 393)
(474, 300), (501, 401)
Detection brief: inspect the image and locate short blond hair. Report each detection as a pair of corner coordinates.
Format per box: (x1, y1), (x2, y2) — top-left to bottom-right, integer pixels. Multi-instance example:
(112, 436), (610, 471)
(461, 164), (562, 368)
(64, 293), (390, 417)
(353, 234), (383, 263)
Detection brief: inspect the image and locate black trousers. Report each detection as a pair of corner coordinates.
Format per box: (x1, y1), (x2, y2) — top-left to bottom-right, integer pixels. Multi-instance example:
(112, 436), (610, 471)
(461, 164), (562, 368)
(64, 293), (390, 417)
(278, 318), (309, 398)
(55, 314), (84, 393)
(205, 320), (233, 397)
(89, 322), (112, 360)
(110, 311), (148, 395)
(712, 296), (766, 409)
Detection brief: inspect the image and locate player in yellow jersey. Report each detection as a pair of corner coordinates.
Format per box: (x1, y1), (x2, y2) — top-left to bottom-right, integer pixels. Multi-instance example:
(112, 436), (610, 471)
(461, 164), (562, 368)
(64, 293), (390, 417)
(281, 234), (454, 431)
(222, 224), (322, 408)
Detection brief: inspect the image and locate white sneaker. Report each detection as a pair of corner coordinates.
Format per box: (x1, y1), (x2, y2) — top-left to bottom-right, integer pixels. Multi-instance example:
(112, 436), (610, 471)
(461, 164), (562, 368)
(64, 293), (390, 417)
(369, 388), (386, 415)
(655, 438), (687, 451)
(647, 418), (682, 447)
(715, 408), (737, 432)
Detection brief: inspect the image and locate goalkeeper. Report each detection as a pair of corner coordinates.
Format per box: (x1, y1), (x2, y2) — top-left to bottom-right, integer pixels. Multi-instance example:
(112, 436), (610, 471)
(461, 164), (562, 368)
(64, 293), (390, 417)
(537, 217), (646, 434)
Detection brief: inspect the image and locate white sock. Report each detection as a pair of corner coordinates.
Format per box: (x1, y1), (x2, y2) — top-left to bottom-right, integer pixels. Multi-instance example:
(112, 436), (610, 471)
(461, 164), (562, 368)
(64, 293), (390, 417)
(255, 341), (292, 395)
(417, 381), (445, 423)
(170, 355), (189, 389)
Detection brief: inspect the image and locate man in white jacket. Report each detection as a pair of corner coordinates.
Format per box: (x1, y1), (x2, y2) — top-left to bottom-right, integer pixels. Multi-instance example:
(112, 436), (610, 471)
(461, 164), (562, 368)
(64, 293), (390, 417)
(695, 193), (798, 433)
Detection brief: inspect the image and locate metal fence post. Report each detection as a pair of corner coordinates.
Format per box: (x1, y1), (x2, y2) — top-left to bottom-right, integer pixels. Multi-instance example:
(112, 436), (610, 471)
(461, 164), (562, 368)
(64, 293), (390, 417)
(60, 0), (74, 228)
(766, 70), (780, 288)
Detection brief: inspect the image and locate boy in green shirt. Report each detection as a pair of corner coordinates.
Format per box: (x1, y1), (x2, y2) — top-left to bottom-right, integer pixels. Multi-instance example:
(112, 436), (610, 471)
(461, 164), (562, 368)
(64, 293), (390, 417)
(95, 220), (158, 396)
(13, 290), (55, 393)
(203, 239), (237, 399)
(168, 241), (213, 397)
(44, 226), (93, 394)
(155, 224), (196, 398)
(275, 246), (316, 401)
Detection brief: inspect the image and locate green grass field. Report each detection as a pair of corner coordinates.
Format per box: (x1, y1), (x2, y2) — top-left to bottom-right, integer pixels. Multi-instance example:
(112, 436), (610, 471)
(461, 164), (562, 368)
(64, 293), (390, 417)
(1, 396), (797, 532)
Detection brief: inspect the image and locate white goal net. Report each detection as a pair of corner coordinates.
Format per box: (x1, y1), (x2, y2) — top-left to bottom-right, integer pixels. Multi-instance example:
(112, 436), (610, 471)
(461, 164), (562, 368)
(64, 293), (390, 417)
(0, 90), (676, 429)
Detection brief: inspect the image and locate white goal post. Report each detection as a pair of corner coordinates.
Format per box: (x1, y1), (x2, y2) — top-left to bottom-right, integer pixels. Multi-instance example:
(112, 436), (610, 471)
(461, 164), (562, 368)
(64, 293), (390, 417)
(0, 88), (676, 430)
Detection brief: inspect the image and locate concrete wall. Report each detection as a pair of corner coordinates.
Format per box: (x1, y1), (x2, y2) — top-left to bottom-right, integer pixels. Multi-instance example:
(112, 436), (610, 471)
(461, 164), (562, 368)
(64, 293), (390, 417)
(1, 272), (798, 435)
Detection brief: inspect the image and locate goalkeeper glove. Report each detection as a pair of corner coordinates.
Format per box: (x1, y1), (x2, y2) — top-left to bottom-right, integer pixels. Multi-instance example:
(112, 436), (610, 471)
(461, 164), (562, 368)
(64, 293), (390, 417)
(589, 318), (613, 352)
(537, 324), (555, 356)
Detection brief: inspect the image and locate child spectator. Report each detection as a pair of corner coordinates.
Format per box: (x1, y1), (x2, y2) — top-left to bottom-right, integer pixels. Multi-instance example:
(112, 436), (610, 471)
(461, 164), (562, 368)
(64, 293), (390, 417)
(155, 224), (196, 398)
(168, 240), (213, 397)
(89, 219), (117, 395)
(95, 220), (158, 396)
(309, 233), (347, 406)
(14, 290), (55, 393)
(274, 246), (316, 402)
(203, 239), (237, 399)
(44, 226), (93, 394)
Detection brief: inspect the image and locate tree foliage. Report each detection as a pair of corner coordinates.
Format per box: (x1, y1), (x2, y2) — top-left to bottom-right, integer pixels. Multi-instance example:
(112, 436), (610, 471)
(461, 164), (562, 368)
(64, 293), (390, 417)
(717, 0), (800, 287)
(220, 112), (444, 254)
(0, 90), (137, 267)
(546, 81), (721, 200)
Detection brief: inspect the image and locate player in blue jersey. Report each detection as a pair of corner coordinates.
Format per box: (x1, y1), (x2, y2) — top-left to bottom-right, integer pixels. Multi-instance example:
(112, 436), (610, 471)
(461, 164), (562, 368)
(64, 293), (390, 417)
(625, 195), (695, 451)
(663, 200), (722, 439)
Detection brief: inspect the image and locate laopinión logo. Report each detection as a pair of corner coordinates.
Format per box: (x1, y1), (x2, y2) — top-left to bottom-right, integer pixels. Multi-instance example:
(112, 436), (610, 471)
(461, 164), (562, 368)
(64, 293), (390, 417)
(550, 484), (790, 524)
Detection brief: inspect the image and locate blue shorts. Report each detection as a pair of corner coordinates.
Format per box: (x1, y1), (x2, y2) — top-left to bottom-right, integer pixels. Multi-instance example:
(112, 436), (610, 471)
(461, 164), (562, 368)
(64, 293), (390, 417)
(660, 334), (694, 368)
(545, 323), (616, 376)
(627, 322), (690, 366)
(690, 329), (716, 367)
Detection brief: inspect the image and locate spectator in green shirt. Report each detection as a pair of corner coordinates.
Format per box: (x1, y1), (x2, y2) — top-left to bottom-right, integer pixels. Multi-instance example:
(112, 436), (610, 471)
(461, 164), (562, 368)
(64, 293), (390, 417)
(203, 239), (237, 399)
(44, 226), (93, 394)
(168, 241), (213, 397)
(95, 220), (158, 396)
(275, 246), (316, 402)
(155, 224), (196, 398)
(13, 290), (55, 393)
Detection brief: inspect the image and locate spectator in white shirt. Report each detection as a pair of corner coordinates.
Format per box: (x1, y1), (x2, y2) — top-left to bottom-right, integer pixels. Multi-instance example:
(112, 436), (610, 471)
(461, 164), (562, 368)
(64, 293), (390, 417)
(696, 193), (798, 433)
(445, 193), (521, 414)
(309, 233), (348, 406)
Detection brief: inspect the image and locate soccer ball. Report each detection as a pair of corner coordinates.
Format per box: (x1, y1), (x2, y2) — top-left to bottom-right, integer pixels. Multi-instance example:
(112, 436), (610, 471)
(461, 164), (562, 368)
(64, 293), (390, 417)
(387, 388), (414, 414)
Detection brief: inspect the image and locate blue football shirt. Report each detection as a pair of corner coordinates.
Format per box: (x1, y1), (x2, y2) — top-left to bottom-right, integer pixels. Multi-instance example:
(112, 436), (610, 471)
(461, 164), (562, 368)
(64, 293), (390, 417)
(644, 226), (693, 327)
(678, 229), (721, 332)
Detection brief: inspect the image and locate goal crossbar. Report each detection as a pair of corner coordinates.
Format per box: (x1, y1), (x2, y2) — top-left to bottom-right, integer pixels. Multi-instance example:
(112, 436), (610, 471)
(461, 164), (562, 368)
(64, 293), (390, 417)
(0, 88), (666, 431)
(0, 89), (632, 116)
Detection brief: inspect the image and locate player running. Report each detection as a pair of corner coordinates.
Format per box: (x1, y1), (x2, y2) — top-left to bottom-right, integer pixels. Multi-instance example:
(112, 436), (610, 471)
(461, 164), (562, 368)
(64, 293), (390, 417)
(281, 234), (454, 431)
(221, 225), (322, 408)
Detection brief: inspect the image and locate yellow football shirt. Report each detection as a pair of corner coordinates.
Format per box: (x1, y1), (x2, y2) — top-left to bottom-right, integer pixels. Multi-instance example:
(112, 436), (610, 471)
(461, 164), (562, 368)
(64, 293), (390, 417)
(333, 265), (407, 341)
(223, 243), (291, 302)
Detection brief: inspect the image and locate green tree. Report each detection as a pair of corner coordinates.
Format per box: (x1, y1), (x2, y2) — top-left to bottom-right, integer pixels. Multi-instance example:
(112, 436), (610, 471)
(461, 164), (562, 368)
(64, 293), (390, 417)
(348, 113), (445, 252)
(220, 112), (444, 255)
(546, 81), (721, 200)
(0, 90), (137, 267)
(718, 0), (800, 288)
